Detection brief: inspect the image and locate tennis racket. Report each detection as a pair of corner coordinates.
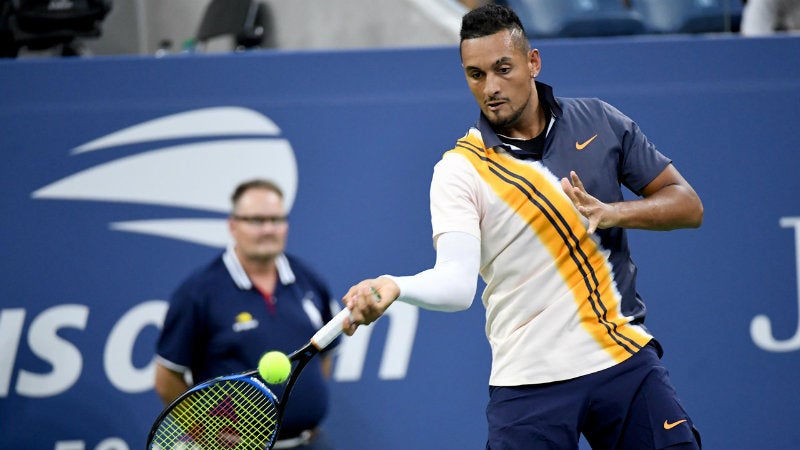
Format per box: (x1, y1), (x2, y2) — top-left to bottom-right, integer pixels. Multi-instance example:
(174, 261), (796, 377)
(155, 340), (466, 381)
(146, 301), (362, 450)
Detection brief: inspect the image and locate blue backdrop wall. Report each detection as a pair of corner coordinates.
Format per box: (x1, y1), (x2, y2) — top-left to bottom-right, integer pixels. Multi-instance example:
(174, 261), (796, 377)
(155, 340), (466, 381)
(1, 33), (799, 450)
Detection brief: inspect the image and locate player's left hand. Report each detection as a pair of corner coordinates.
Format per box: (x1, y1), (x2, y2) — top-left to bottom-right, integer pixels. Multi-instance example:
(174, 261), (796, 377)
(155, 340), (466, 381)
(561, 170), (618, 234)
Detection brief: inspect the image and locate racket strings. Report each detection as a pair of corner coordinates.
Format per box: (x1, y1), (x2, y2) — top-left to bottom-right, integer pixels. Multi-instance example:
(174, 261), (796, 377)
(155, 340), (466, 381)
(150, 378), (278, 450)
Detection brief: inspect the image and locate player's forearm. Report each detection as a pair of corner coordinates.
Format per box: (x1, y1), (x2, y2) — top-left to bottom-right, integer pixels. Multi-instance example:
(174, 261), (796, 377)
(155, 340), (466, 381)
(386, 231), (480, 312)
(611, 183), (703, 231)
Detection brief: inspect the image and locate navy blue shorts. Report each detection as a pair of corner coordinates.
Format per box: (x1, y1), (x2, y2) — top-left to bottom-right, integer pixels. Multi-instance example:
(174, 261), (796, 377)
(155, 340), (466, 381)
(486, 342), (701, 450)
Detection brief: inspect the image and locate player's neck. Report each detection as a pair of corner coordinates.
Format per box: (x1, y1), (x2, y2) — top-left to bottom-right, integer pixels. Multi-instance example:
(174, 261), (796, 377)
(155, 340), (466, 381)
(498, 102), (546, 141)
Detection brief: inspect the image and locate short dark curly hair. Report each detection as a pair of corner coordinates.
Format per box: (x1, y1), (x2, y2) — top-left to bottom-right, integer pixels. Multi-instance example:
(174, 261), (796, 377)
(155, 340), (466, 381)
(459, 4), (530, 57)
(460, 4), (526, 41)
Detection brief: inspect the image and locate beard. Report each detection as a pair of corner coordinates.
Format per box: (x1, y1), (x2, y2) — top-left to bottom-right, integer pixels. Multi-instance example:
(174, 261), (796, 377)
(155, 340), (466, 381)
(485, 95), (530, 131)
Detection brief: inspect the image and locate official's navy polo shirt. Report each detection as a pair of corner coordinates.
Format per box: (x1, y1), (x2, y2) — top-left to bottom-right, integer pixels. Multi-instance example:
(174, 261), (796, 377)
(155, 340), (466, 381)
(156, 247), (339, 437)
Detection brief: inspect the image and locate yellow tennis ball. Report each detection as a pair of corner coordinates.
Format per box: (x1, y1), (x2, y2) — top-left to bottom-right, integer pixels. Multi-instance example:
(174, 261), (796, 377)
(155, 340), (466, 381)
(258, 351), (291, 384)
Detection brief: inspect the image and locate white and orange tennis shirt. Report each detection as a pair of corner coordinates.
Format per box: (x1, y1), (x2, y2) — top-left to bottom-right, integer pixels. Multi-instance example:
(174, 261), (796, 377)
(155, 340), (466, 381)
(431, 82), (672, 386)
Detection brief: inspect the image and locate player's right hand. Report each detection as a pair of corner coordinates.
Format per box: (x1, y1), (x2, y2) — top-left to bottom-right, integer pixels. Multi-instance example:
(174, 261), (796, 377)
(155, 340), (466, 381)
(342, 277), (398, 335)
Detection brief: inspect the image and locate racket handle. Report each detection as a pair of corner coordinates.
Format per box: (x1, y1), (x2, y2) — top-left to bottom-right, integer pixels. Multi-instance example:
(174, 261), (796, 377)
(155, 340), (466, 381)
(311, 287), (381, 349)
(311, 307), (351, 349)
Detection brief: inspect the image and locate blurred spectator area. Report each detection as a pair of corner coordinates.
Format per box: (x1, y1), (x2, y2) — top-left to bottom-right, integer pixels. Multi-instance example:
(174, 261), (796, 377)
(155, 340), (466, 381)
(43, 0), (747, 57)
(496, 0), (744, 39)
(84, 0), (468, 56)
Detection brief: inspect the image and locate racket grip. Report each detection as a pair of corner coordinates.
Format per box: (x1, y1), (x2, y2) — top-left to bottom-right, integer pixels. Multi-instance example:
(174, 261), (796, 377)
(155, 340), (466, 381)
(311, 307), (351, 349)
(311, 288), (381, 349)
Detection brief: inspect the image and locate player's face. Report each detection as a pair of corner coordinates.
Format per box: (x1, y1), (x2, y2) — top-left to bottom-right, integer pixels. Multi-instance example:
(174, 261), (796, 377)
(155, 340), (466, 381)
(229, 188), (288, 262)
(461, 29), (539, 133)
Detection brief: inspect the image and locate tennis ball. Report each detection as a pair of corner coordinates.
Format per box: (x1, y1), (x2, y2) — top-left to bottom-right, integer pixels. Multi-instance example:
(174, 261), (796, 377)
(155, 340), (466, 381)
(258, 351), (291, 384)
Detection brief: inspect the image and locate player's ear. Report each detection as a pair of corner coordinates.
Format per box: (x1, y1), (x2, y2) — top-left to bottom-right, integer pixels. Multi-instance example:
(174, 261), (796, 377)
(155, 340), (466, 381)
(529, 49), (541, 78)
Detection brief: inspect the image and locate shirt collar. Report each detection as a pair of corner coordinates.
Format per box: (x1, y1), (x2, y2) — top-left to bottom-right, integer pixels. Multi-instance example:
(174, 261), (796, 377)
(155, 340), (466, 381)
(475, 81), (562, 149)
(222, 244), (296, 290)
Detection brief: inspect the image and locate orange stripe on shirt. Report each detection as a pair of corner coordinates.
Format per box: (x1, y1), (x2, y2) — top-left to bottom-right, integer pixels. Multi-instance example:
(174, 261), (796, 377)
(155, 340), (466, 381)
(450, 137), (650, 361)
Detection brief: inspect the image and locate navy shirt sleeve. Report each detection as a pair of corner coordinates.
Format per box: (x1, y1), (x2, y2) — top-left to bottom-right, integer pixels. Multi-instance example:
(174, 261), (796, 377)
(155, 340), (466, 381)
(601, 101), (672, 195)
(156, 266), (208, 371)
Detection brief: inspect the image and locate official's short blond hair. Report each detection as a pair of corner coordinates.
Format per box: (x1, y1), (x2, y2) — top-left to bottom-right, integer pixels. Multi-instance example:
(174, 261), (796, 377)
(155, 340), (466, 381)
(231, 179), (283, 208)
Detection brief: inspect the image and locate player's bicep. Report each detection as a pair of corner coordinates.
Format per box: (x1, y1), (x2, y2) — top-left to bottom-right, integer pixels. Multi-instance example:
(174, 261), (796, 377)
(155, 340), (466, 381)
(639, 164), (691, 197)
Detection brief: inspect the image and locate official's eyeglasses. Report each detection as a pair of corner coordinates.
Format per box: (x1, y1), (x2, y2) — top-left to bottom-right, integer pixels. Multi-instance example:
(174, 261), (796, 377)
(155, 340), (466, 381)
(231, 215), (288, 226)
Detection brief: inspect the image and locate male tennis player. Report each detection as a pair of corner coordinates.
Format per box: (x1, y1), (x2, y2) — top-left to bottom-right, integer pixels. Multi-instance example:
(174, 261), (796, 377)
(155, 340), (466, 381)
(343, 4), (703, 450)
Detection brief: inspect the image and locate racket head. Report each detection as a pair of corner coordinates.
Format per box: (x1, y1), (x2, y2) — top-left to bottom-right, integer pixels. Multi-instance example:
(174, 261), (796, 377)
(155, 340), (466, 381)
(147, 372), (279, 450)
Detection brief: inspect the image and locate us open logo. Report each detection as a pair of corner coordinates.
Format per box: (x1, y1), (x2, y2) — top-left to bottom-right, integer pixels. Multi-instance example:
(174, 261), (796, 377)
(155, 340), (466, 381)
(32, 106), (299, 247)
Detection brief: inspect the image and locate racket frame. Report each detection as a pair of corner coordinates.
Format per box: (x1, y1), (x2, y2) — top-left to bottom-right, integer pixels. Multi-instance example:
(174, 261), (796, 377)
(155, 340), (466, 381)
(146, 307), (352, 449)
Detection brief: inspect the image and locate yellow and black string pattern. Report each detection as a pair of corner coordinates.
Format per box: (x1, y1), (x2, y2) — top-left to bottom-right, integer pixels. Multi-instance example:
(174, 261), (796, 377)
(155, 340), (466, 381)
(149, 376), (279, 449)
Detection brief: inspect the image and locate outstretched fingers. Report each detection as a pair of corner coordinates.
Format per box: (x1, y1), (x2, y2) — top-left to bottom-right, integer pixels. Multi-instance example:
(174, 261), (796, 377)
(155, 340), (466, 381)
(561, 171), (601, 234)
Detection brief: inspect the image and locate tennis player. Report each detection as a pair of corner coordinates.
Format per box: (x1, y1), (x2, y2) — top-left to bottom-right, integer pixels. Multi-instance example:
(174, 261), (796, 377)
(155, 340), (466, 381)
(343, 4), (704, 450)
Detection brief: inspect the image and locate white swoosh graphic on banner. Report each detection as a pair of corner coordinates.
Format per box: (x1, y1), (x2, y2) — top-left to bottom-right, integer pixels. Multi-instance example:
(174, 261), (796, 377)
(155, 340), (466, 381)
(73, 107), (282, 154)
(33, 108), (298, 247)
(34, 139), (296, 247)
(33, 139), (297, 212)
(110, 219), (231, 248)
